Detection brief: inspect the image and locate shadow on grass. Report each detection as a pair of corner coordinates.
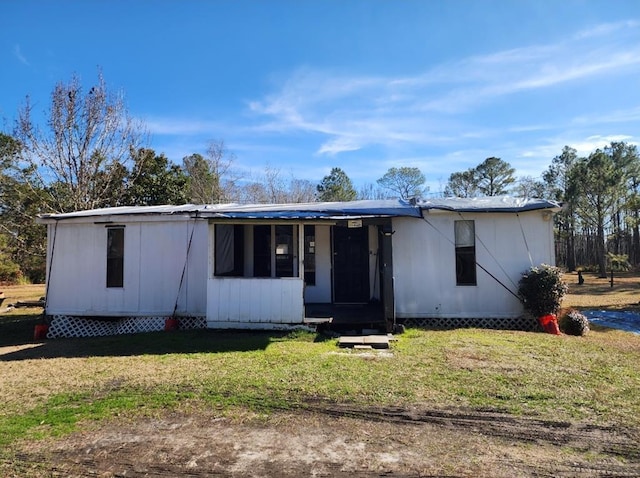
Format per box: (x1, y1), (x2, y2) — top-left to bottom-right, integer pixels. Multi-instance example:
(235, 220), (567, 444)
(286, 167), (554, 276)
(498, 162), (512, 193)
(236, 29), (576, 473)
(0, 312), (43, 347)
(0, 313), (327, 360)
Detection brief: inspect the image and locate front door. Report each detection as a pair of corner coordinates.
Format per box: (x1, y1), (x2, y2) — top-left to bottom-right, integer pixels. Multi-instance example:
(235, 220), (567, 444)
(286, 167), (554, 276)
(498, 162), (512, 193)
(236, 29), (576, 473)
(332, 226), (369, 303)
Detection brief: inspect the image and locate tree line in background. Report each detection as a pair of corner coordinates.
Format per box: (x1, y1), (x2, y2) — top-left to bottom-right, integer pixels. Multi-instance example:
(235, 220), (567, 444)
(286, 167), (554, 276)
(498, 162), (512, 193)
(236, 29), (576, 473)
(1, 72), (638, 283)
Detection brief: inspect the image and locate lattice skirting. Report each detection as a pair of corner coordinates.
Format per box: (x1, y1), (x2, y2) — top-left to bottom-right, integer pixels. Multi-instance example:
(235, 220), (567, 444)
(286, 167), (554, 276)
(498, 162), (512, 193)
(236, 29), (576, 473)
(400, 315), (543, 332)
(46, 315), (207, 339)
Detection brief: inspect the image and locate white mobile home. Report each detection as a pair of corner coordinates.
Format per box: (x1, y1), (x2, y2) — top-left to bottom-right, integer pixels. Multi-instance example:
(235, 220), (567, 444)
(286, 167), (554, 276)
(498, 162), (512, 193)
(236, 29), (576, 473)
(38, 197), (560, 338)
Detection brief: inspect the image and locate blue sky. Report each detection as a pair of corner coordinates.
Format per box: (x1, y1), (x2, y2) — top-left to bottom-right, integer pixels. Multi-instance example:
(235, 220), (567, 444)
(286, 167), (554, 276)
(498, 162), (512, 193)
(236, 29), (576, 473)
(2, 1), (640, 195)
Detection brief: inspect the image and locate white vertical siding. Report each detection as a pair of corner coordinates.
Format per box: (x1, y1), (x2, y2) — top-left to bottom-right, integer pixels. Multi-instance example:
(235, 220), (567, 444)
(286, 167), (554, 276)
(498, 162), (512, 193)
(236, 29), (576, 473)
(207, 278), (304, 327)
(45, 218), (207, 317)
(392, 210), (555, 319)
(46, 223), (102, 314)
(183, 221), (208, 315)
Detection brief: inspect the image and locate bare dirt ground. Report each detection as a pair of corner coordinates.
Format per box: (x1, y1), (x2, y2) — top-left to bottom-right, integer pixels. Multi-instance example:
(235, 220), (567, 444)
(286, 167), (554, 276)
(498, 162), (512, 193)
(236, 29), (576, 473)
(7, 401), (640, 478)
(3, 277), (640, 477)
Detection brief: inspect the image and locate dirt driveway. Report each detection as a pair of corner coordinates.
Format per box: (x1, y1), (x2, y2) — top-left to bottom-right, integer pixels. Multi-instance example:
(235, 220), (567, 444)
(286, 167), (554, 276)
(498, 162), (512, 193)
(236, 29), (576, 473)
(8, 401), (639, 478)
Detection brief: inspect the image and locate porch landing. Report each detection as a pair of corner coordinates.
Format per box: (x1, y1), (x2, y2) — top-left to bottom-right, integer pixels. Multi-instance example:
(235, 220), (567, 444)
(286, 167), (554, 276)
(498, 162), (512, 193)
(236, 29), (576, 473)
(304, 302), (387, 334)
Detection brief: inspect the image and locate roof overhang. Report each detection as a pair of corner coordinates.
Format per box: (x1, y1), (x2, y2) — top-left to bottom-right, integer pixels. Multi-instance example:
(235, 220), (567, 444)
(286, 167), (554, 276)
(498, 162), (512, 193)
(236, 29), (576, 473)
(37, 199), (422, 224)
(36, 197), (562, 225)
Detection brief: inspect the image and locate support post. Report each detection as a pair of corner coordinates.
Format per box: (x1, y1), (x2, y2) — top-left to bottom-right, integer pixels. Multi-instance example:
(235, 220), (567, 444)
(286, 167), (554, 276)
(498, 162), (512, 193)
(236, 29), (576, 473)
(380, 223), (395, 333)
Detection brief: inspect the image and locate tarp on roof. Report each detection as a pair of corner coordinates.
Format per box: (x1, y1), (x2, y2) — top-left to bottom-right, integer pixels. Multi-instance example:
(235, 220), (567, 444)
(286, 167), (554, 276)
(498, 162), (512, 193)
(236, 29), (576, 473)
(418, 196), (562, 213)
(37, 204), (203, 221)
(37, 199), (422, 222)
(201, 199), (422, 219)
(37, 197), (561, 223)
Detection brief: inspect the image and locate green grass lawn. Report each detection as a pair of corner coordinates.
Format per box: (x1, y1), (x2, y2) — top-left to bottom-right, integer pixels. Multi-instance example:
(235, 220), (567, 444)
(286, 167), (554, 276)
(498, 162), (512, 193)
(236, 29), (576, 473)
(1, 309), (639, 452)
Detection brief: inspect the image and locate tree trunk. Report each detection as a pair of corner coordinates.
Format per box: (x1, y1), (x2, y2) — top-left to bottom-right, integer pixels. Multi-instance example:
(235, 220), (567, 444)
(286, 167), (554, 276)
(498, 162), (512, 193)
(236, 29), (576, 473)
(597, 223), (607, 278)
(633, 212), (640, 266)
(566, 230), (576, 272)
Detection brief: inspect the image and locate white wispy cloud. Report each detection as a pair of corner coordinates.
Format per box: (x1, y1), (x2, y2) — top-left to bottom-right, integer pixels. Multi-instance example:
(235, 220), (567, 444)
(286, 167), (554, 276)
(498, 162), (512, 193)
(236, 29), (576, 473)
(246, 20), (640, 158)
(13, 44), (29, 66)
(572, 19), (640, 40)
(569, 134), (637, 155)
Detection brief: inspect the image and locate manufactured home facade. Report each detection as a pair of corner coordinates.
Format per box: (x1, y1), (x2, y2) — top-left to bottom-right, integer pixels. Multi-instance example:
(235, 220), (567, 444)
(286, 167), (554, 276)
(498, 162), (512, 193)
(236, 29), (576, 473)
(38, 197), (560, 338)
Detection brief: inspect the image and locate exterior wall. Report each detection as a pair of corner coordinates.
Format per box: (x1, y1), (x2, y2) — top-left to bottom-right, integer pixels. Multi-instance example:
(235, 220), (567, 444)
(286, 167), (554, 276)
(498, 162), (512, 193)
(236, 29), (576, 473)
(392, 210), (555, 319)
(206, 278), (304, 328)
(43, 206), (556, 327)
(45, 218), (207, 317)
(303, 225), (332, 303)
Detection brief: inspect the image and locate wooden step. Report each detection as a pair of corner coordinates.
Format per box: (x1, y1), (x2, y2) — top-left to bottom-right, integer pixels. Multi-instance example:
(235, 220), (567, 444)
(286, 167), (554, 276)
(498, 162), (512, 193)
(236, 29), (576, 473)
(303, 317), (333, 325)
(338, 335), (390, 349)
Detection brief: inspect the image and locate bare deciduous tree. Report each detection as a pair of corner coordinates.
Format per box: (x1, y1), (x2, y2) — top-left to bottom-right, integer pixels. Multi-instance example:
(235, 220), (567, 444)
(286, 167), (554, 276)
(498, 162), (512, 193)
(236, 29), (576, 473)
(357, 182), (387, 200)
(239, 165), (316, 204)
(288, 177), (316, 203)
(183, 140), (240, 203)
(14, 71), (146, 212)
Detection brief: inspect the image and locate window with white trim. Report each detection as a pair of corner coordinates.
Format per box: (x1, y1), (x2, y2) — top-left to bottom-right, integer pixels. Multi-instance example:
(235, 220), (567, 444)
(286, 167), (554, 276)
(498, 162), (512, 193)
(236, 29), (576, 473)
(106, 227), (124, 288)
(455, 220), (476, 286)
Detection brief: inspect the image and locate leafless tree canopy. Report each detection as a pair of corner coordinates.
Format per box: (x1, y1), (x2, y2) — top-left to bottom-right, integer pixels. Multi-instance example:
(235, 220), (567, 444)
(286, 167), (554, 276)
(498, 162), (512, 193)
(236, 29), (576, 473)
(239, 165), (317, 204)
(15, 71), (146, 212)
(183, 140), (240, 204)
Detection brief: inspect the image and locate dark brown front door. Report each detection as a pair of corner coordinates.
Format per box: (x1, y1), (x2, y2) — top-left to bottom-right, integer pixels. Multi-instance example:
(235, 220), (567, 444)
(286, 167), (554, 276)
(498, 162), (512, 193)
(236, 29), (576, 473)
(332, 226), (369, 303)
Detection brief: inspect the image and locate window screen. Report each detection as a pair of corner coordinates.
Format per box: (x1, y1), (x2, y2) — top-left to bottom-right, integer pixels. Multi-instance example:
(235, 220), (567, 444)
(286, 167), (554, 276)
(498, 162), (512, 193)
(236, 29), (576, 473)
(275, 225), (294, 277)
(253, 225), (271, 277)
(215, 224), (245, 276)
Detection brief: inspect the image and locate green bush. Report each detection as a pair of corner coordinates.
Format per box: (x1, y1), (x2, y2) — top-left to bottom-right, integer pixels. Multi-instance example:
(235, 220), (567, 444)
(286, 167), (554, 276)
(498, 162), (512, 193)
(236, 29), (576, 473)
(518, 264), (568, 317)
(560, 310), (590, 336)
(0, 259), (21, 284)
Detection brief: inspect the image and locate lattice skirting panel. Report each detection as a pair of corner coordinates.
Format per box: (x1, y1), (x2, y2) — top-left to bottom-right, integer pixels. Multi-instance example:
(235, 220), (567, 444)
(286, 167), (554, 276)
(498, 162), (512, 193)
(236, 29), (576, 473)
(47, 315), (207, 339)
(400, 315), (543, 332)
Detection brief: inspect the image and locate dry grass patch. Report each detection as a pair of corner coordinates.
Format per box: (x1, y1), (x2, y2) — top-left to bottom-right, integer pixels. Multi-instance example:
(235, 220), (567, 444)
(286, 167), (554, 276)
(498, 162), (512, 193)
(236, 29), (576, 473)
(0, 284), (45, 308)
(563, 271), (640, 310)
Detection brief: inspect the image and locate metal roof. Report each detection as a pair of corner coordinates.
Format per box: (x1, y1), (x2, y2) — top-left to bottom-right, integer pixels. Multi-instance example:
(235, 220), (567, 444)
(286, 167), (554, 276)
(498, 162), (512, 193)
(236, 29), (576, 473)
(418, 196), (562, 213)
(37, 197), (561, 222)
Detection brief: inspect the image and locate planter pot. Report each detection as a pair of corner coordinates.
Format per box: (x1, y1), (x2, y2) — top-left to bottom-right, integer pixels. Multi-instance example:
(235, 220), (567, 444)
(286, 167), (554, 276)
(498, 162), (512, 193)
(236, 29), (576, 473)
(164, 317), (179, 331)
(539, 314), (561, 335)
(34, 324), (49, 340)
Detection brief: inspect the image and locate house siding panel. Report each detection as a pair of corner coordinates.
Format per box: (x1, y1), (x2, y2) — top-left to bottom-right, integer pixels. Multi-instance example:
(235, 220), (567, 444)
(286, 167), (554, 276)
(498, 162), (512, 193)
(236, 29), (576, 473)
(45, 219), (207, 317)
(392, 210), (555, 319)
(207, 278), (304, 327)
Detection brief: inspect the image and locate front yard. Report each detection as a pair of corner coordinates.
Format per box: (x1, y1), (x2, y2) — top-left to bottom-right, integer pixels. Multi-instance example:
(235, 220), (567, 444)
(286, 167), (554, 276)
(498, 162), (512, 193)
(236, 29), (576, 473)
(0, 279), (639, 476)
